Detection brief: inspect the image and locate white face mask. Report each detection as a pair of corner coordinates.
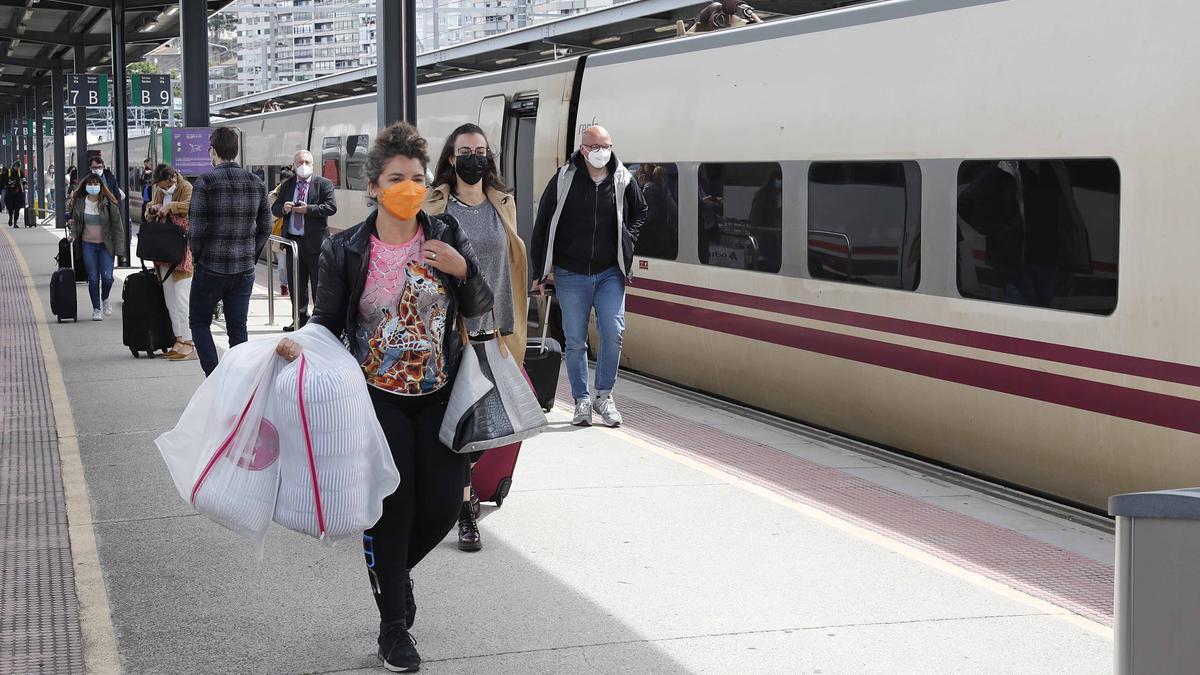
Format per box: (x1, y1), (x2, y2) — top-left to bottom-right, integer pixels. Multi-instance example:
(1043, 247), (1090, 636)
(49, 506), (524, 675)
(586, 147), (611, 170)
(295, 163), (313, 179)
(91, 168), (104, 177)
(85, 184), (101, 196)
(163, 185), (176, 195)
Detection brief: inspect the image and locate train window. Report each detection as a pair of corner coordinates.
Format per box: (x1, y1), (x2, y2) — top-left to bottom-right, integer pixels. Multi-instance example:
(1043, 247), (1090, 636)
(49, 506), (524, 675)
(321, 136), (342, 188)
(345, 134), (369, 190)
(627, 162), (678, 260)
(957, 159), (1119, 315)
(697, 162), (782, 273)
(808, 162), (921, 291)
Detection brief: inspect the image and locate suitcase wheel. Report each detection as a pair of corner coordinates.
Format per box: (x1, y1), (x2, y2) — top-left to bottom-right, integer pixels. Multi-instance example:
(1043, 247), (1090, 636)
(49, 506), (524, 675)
(130, 348), (140, 358)
(494, 477), (512, 508)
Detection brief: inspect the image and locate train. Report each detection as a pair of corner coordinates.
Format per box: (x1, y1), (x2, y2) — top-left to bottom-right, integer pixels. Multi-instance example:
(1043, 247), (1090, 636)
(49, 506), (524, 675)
(87, 0), (1200, 510)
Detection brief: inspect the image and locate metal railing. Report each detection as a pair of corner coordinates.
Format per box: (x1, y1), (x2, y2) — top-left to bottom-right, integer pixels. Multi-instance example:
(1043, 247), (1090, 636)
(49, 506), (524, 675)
(266, 235), (301, 328)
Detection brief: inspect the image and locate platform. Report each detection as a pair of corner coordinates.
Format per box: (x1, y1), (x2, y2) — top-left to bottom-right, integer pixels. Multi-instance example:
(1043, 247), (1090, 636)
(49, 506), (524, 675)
(1, 223), (1114, 674)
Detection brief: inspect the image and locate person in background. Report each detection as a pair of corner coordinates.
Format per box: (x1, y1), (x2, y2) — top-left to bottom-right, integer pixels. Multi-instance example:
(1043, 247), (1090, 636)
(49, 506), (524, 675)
(145, 163), (196, 361)
(276, 122), (493, 672)
(271, 149), (337, 332)
(426, 122), (528, 553)
(88, 155), (125, 200)
(140, 158), (154, 222)
(0, 162), (6, 215)
(187, 127), (272, 376)
(66, 165), (78, 195)
(270, 166), (295, 298)
(5, 162), (27, 227)
(530, 125), (647, 427)
(66, 171), (124, 320)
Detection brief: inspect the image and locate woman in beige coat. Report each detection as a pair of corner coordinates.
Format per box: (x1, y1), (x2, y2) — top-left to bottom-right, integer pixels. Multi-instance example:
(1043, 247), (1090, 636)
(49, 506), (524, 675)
(426, 123), (528, 553)
(145, 164), (196, 360)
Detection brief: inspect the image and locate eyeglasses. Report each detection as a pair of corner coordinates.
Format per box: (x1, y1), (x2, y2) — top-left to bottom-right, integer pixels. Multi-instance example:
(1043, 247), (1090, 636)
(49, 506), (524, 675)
(455, 147), (489, 157)
(582, 143), (613, 152)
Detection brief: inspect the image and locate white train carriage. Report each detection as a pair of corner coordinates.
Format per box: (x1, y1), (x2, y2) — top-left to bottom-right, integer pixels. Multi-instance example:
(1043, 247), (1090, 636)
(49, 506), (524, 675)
(127, 0), (1200, 509)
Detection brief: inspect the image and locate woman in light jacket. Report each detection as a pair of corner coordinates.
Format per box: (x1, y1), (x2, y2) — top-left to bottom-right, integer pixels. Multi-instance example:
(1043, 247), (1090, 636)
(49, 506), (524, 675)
(145, 163), (196, 360)
(67, 172), (124, 320)
(425, 123), (528, 553)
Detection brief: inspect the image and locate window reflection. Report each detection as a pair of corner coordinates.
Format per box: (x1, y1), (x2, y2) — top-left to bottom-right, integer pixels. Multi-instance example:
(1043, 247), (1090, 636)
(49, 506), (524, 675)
(957, 159), (1119, 315)
(808, 162), (921, 290)
(698, 162), (782, 273)
(628, 162), (678, 260)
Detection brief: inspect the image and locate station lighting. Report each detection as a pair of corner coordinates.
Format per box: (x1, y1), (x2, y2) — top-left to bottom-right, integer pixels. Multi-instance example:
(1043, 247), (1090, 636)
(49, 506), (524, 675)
(591, 35), (620, 45)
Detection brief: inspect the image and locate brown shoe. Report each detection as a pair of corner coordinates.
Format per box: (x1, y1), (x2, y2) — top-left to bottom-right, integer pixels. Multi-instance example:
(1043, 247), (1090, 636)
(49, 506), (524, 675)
(457, 502), (481, 551)
(168, 342), (198, 361)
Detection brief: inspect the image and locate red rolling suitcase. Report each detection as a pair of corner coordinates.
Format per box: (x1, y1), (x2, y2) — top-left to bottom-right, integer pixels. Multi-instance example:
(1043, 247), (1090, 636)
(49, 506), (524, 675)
(471, 443), (519, 507)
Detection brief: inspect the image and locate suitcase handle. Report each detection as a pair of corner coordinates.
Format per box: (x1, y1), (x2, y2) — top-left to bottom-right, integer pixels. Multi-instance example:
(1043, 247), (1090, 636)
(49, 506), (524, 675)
(531, 290), (555, 353)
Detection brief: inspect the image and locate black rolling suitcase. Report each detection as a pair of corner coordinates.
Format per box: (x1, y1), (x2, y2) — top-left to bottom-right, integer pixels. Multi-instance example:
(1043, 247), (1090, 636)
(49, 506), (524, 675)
(58, 237), (86, 283)
(122, 266), (176, 358)
(50, 267), (77, 322)
(524, 292), (563, 412)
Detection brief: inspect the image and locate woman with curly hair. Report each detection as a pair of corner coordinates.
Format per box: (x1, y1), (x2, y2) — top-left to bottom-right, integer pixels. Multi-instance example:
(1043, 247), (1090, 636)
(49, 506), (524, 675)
(275, 122), (493, 672)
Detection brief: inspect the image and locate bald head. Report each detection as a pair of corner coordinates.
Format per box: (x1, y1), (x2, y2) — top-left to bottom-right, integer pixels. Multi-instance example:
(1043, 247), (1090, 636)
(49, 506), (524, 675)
(581, 126), (611, 146)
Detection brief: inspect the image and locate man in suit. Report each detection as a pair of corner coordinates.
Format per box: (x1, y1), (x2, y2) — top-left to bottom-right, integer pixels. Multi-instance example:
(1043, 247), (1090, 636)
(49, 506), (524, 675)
(272, 149), (337, 331)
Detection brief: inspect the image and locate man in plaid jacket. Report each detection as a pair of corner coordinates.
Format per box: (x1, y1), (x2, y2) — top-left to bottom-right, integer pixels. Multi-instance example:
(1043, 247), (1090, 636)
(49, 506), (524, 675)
(187, 127), (273, 376)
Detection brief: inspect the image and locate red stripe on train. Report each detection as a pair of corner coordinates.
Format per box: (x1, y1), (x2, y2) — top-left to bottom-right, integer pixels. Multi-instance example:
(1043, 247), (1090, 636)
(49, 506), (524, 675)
(626, 295), (1200, 435)
(633, 278), (1200, 387)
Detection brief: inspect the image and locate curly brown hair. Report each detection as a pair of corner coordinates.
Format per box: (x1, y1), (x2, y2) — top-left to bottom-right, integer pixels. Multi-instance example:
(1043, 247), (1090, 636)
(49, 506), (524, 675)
(366, 122), (429, 187)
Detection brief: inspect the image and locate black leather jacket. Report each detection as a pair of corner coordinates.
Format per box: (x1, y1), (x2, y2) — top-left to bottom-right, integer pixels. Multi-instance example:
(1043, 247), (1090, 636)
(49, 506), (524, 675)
(310, 209), (494, 376)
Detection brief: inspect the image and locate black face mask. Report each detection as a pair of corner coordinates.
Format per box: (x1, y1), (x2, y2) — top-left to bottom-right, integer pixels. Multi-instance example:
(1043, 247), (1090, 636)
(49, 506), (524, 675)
(453, 154), (488, 186)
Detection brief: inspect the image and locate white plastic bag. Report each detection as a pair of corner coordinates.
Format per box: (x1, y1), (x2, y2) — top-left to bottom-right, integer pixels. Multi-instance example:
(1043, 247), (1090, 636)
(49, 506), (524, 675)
(270, 323), (399, 540)
(156, 339), (283, 556)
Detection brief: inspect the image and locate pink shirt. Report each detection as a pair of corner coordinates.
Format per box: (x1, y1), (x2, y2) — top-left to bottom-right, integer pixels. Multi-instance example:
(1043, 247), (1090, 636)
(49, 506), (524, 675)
(354, 230), (452, 396)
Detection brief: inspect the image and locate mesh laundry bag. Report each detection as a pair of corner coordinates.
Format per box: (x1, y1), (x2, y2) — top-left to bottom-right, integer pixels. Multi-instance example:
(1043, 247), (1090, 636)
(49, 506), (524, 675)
(156, 339), (283, 556)
(270, 323), (398, 540)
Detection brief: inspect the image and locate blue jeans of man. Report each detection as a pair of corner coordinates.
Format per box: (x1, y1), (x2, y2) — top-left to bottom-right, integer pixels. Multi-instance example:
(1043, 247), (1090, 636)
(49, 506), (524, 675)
(80, 241), (114, 311)
(553, 266), (626, 401)
(189, 263), (255, 376)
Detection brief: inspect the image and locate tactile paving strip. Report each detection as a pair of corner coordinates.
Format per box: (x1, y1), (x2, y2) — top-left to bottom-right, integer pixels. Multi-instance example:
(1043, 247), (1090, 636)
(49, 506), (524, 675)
(0, 233), (86, 674)
(556, 381), (1115, 626)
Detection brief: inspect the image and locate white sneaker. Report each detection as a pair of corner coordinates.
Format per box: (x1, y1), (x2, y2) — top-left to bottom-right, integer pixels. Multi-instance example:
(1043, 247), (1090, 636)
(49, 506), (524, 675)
(593, 395), (623, 428)
(102, 300), (112, 316)
(572, 398), (593, 427)
(91, 308), (102, 321)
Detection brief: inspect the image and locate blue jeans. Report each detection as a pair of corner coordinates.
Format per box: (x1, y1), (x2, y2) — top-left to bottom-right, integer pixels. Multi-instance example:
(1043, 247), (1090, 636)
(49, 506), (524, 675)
(189, 264), (255, 376)
(80, 241), (114, 310)
(554, 266), (626, 401)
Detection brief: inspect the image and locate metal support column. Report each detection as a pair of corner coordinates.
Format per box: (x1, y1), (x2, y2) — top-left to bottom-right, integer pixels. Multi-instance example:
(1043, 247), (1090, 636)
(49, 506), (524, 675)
(180, 0), (210, 128)
(377, 0), (418, 128)
(73, 44), (88, 171)
(111, 0), (131, 264)
(24, 93), (34, 227)
(52, 68), (68, 228)
(35, 87), (46, 221)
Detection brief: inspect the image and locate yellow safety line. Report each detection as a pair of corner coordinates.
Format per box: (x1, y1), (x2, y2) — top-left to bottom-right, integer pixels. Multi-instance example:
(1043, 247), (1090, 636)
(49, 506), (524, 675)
(593, 420), (1114, 640)
(1, 227), (122, 675)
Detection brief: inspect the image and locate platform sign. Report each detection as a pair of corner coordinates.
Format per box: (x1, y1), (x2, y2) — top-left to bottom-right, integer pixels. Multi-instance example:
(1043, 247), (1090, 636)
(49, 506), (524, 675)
(43, 119), (52, 136)
(162, 127), (214, 176)
(67, 74), (110, 107)
(132, 73), (171, 108)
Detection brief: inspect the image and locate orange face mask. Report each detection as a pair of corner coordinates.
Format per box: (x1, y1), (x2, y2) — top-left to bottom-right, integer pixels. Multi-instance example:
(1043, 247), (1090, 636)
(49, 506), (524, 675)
(378, 180), (427, 220)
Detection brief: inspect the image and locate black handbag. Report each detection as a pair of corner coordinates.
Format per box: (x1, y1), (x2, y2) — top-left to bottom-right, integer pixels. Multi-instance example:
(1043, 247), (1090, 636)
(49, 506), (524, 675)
(137, 219), (187, 265)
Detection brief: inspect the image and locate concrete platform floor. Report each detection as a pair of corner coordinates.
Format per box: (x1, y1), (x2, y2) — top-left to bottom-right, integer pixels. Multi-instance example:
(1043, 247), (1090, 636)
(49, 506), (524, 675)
(3, 224), (1114, 674)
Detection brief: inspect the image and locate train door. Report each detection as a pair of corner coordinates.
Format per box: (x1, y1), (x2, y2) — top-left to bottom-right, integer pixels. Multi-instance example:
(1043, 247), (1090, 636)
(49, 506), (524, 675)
(507, 95), (539, 246)
(321, 135), (344, 189)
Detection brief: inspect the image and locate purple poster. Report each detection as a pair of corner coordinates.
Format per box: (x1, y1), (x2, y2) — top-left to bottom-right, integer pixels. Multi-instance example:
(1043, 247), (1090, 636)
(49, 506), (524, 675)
(170, 127), (214, 176)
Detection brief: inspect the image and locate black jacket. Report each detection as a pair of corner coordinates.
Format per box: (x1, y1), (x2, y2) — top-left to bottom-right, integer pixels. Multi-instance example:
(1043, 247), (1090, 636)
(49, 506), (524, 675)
(311, 209), (494, 377)
(530, 152), (648, 280)
(271, 175), (338, 256)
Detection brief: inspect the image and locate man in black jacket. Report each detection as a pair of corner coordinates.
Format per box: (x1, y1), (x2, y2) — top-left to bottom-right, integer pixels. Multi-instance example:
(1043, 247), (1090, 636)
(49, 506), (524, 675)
(530, 125), (648, 428)
(271, 149), (337, 330)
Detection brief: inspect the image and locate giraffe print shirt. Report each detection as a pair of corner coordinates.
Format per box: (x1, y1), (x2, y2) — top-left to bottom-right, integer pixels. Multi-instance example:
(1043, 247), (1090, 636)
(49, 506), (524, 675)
(354, 231), (452, 396)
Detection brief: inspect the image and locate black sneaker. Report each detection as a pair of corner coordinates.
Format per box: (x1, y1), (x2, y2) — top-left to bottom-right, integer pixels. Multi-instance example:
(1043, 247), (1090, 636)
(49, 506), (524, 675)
(458, 501), (482, 552)
(378, 620), (420, 672)
(405, 575), (415, 629)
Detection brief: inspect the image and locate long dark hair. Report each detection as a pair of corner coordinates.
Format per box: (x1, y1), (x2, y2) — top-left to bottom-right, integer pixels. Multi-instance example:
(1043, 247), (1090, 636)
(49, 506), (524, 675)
(68, 172), (117, 212)
(432, 123), (507, 193)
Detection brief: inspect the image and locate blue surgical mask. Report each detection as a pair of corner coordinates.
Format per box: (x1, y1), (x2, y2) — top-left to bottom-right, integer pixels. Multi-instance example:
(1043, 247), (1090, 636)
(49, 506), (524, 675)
(85, 184), (101, 196)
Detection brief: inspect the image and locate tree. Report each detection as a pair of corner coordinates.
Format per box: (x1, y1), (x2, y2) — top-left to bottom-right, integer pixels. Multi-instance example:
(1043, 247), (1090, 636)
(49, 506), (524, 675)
(127, 61), (161, 75)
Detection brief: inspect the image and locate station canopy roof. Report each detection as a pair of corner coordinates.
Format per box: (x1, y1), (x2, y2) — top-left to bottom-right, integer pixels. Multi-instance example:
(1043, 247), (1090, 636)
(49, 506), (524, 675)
(212, 0), (871, 118)
(0, 1), (234, 110)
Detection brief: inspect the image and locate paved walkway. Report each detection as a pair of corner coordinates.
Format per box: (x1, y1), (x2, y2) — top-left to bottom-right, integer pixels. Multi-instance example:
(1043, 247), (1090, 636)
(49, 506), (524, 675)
(1, 224), (1115, 674)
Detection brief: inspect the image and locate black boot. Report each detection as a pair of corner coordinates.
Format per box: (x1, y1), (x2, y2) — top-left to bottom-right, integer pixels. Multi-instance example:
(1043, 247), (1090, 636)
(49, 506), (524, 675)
(378, 619), (420, 672)
(457, 501), (481, 552)
(469, 486), (481, 519)
(405, 573), (415, 629)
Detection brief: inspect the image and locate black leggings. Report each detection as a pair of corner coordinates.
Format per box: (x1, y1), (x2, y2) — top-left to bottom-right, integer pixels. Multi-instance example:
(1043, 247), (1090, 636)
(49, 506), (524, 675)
(363, 385), (466, 622)
(7, 206), (20, 227)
